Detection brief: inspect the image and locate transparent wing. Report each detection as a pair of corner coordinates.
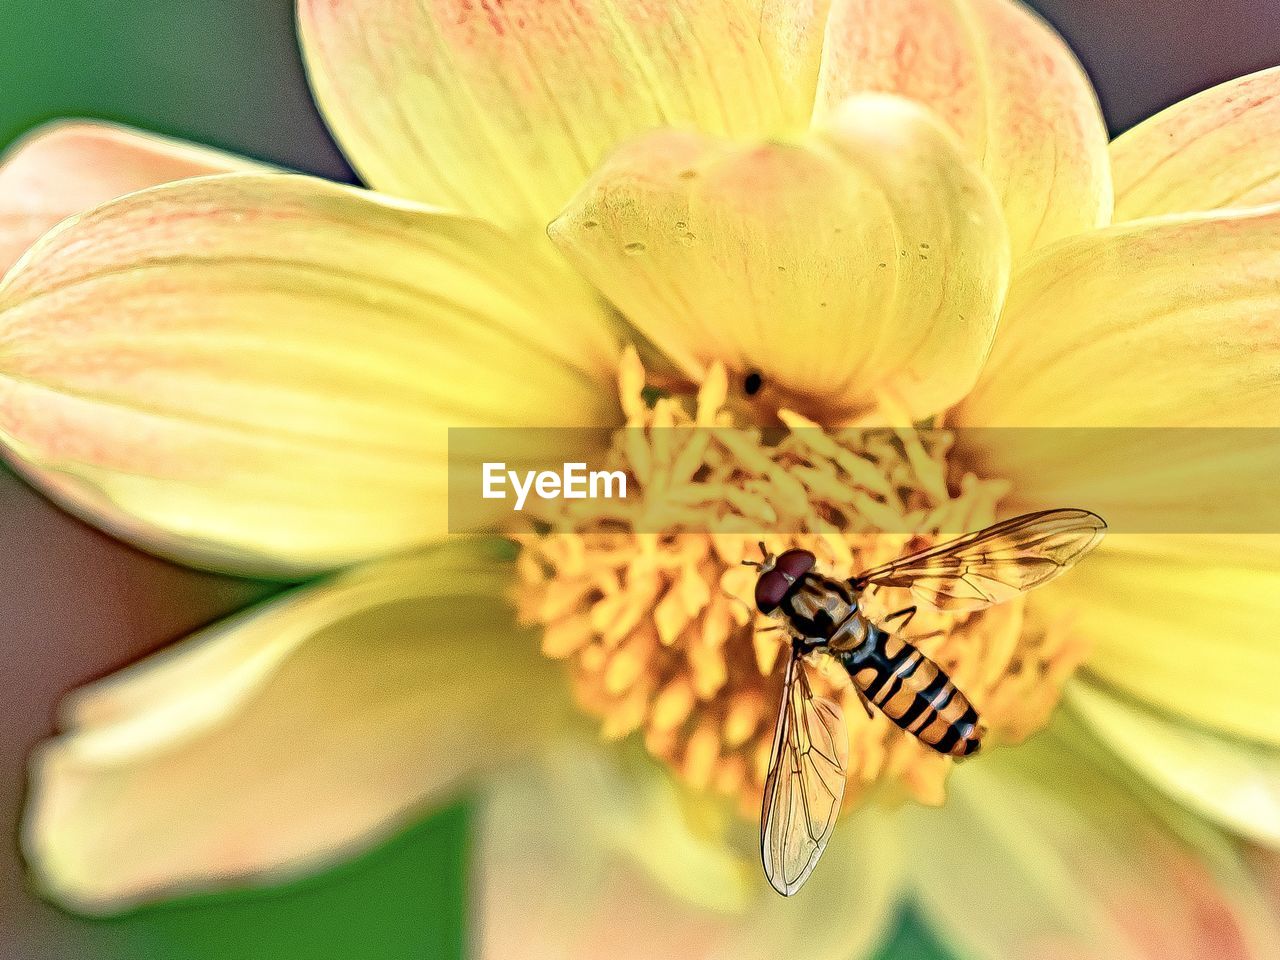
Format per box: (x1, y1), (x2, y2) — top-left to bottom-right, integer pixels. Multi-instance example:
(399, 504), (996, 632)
(853, 508), (1106, 612)
(760, 651), (848, 897)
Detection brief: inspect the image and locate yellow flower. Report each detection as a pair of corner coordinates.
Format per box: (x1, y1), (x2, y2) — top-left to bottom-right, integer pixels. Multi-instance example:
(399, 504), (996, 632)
(2, 1), (1279, 957)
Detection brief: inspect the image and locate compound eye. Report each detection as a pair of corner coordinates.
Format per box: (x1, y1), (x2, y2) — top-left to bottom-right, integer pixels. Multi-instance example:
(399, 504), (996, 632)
(755, 569), (791, 613)
(775, 549), (816, 579)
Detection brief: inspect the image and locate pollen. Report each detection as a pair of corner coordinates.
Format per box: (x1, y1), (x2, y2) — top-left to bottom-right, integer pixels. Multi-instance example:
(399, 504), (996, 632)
(512, 348), (1089, 814)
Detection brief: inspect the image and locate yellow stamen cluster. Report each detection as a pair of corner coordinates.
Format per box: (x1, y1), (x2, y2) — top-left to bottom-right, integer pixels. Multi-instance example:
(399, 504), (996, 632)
(513, 349), (1089, 812)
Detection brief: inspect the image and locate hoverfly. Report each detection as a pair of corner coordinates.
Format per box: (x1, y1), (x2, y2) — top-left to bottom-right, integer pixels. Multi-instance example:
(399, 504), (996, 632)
(748, 508), (1106, 896)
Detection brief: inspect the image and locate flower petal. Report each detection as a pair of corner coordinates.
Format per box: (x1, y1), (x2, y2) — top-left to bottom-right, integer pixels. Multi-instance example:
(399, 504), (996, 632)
(58, 539), (509, 746)
(952, 198), (1280, 745)
(297, 0), (792, 235)
(1068, 679), (1280, 848)
(817, 0), (1111, 258)
(906, 718), (1280, 960)
(550, 95), (1009, 421)
(22, 539), (563, 914)
(474, 742), (902, 960)
(1253, 847), (1280, 916)
(1032, 534), (1280, 745)
(0, 174), (617, 576)
(0, 121), (262, 276)
(956, 206), (1280, 548)
(1113, 67), (1280, 220)
(961, 207), (1280, 430)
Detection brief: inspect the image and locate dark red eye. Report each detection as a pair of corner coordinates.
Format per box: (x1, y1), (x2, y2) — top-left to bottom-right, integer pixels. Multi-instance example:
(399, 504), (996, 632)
(755, 569), (791, 613)
(775, 549), (816, 579)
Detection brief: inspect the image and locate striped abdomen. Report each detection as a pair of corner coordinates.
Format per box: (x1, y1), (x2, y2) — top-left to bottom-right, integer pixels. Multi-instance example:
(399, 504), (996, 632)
(837, 624), (984, 757)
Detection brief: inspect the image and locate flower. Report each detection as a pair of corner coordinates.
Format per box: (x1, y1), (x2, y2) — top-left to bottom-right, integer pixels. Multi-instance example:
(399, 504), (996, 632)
(3, 1), (1280, 958)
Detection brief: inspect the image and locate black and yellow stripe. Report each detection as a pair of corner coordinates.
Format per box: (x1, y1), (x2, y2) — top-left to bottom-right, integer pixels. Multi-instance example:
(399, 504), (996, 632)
(836, 624), (983, 757)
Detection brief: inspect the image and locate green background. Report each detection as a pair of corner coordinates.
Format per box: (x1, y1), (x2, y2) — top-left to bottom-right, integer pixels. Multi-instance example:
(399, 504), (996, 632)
(1, 1), (1277, 958)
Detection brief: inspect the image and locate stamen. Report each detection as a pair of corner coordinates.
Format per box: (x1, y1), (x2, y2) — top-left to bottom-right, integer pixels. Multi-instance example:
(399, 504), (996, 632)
(513, 348), (1090, 813)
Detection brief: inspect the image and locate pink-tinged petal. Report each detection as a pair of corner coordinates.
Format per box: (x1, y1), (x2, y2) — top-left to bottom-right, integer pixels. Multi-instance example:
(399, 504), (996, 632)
(474, 742), (902, 960)
(1068, 679), (1280, 847)
(298, 0), (793, 236)
(23, 540), (564, 914)
(1250, 847), (1280, 915)
(817, 0), (1112, 258)
(0, 174), (617, 577)
(0, 121), (263, 275)
(551, 95), (1009, 421)
(1113, 67), (1280, 220)
(746, 0), (836, 123)
(907, 718), (1280, 960)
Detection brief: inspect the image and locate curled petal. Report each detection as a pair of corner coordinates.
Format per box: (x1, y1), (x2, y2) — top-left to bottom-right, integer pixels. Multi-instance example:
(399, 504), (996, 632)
(474, 742), (902, 959)
(298, 0), (791, 234)
(1068, 679), (1280, 848)
(1113, 67), (1280, 220)
(22, 540), (561, 914)
(0, 121), (261, 275)
(551, 95), (1009, 421)
(907, 718), (1280, 960)
(0, 174), (617, 576)
(816, 0), (1112, 257)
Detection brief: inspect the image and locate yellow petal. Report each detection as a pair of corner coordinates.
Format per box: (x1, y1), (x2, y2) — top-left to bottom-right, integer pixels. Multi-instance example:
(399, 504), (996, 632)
(60, 539), (510, 746)
(0, 174), (617, 576)
(955, 208), (1280, 546)
(962, 207), (1280, 430)
(817, 0), (1111, 258)
(297, 0), (791, 236)
(1033, 534), (1280, 745)
(551, 95), (1009, 421)
(475, 741), (902, 959)
(1068, 679), (1280, 848)
(953, 195), (1280, 746)
(1113, 67), (1280, 220)
(22, 539), (563, 914)
(906, 717), (1280, 960)
(0, 121), (262, 276)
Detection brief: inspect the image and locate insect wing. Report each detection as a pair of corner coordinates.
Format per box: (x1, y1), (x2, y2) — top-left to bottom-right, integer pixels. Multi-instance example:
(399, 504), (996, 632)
(760, 652), (849, 897)
(854, 508), (1106, 612)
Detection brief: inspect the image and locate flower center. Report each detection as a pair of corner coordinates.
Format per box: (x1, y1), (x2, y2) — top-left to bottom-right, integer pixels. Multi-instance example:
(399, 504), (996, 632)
(513, 348), (1088, 813)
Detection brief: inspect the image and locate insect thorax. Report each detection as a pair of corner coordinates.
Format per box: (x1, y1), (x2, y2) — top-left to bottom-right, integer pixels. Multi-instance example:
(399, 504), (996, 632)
(779, 573), (862, 646)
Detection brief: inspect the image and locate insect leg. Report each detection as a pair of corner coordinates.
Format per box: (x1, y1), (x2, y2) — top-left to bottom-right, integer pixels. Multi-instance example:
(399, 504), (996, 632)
(883, 605), (918, 631)
(854, 686), (874, 719)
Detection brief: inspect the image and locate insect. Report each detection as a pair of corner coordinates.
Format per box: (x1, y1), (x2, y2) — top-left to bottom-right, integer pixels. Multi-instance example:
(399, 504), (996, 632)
(748, 508), (1106, 896)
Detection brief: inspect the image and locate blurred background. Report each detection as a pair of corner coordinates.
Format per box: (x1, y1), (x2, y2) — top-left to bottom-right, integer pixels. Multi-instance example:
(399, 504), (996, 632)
(1, 1), (1278, 958)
